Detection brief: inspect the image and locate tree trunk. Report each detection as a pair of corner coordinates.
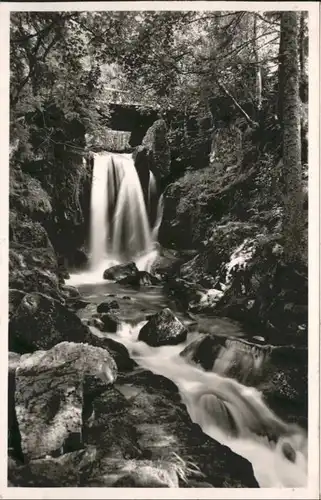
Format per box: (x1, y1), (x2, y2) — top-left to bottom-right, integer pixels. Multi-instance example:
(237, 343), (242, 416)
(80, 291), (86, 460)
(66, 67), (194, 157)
(299, 11), (308, 103)
(277, 17), (286, 125)
(279, 12), (304, 262)
(253, 14), (262, 111)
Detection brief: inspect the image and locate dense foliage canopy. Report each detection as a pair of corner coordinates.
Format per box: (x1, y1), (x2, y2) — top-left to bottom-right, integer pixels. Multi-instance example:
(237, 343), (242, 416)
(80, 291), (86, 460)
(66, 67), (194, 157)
(10, 9), (308, 262)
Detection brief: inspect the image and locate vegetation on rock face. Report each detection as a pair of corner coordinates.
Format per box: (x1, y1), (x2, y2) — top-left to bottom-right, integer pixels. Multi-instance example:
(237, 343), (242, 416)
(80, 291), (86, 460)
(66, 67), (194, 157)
(9, 9), (309, 489)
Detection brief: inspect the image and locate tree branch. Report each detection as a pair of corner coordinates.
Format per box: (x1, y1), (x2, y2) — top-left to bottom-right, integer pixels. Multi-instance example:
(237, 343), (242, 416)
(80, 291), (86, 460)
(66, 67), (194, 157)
(216, 79), (259, 128)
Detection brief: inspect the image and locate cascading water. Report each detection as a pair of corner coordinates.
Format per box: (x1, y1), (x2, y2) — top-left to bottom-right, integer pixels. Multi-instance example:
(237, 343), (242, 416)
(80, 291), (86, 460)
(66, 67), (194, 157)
(69, 152), (161, 285)
(67, 149), (307, 489)
(103, 322), (308, 488)
(212, 338), (272, 384)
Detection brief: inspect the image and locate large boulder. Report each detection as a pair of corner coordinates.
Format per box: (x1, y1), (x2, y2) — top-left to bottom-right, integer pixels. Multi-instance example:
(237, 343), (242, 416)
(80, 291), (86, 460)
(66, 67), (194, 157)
(100, 313), (119, 333)
(9, 292), (91, 353)
(138, 308), (188, 347)
(14, 342), (117, 461)
(103, 262), (139, 281)
(97, 300), (119, 314)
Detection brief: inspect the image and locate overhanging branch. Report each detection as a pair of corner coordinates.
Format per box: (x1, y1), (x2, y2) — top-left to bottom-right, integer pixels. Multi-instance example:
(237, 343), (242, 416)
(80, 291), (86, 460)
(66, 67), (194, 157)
(216, 79), (259, 129)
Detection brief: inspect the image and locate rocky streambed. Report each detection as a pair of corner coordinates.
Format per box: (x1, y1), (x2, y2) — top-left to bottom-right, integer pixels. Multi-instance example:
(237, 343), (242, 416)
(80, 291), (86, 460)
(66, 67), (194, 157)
(8, 261), (308, 488)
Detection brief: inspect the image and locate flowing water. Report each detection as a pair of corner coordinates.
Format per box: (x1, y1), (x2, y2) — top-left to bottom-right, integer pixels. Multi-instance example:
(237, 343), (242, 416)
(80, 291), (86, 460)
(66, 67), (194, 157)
(71, 152), (160, 285)
(68, 151), (308, 488)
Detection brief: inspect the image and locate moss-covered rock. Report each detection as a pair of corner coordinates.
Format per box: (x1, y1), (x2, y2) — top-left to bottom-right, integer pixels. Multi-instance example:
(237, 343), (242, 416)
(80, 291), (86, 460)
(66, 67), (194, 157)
(134, 119), (170, 184)
(10, 168), (52, 221)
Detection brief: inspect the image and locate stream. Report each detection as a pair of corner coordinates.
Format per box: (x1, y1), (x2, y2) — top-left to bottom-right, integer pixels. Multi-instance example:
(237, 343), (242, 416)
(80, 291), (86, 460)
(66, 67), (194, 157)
(68, 276), (308, 488)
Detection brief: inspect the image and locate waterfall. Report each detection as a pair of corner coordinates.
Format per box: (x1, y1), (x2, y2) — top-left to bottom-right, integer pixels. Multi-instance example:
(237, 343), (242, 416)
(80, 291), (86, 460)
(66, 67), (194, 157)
(152, 193), (164, 241)
(148, 171), (157, 210)
(70, 152), (162, 284)
(110, 153), (153, 261)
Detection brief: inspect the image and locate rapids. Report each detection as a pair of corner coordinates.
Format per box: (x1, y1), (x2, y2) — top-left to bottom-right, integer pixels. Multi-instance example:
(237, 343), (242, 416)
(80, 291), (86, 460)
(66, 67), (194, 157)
(108, 321), (307, 488)
(68, 150), (307, 488)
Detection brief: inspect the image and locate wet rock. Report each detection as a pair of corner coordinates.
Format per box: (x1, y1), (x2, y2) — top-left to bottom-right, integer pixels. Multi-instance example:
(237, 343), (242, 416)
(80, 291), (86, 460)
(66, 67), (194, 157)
(122, 296), (131, 300)
(282, 442), (296, 463)
(180, 334), (223, 371)
(97, 300), (119, 314)
(15, 341), (117, 460)
(117, 271), (160, 287)
(138, 271), (161, 286)
(86, 458), (179, 487)
(9, 292), (91, 353)
(100, 313), (119, 333)
(61, 286), (90, 311)
(10, 216), (53, 250)
(138, 308), (187, 347)
(9, 215), (61, 302)
(150, 247), (181, 278)
(9, 171), (52, 220)
(103, 262), (139, 281)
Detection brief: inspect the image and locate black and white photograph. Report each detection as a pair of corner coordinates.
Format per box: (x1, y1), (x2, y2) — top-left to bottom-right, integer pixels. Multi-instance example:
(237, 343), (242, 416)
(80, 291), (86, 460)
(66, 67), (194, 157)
(3, 1), (320, 497)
